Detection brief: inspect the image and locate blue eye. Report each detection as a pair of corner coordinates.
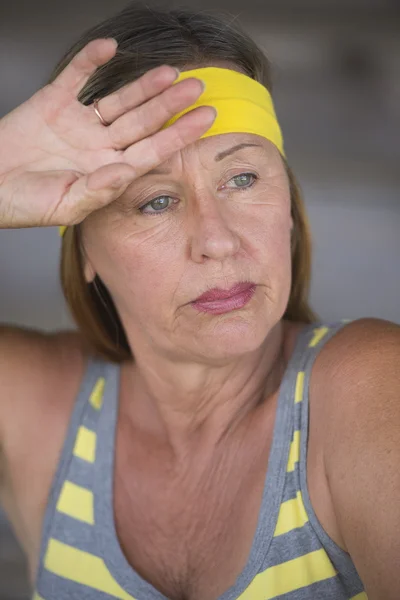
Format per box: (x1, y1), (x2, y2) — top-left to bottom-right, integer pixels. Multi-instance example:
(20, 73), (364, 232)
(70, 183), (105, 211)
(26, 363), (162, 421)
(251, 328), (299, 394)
(139, 195), (173, 214)
(138, 173), (257, 215)
(228, 173), (257, 188)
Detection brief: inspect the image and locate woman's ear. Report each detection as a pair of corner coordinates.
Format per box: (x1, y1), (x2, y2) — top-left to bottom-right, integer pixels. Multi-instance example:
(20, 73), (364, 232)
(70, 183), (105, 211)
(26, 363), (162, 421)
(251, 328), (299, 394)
(79, 224), (96, 283)
(290, 213), (298, 253)
(83, 258), (96, 283)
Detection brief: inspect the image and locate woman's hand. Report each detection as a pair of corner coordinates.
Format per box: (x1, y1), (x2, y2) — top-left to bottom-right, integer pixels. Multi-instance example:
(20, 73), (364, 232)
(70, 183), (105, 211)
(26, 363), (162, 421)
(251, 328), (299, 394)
(0, 38), (216, 230)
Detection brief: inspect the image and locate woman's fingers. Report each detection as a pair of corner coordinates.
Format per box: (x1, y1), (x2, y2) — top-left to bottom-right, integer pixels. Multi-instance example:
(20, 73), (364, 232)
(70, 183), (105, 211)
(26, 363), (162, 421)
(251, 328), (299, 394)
(123, 105), (217, 175)
(60, 106), (217, 225)
(56, 102), (215, 225)
(0, 103), (216, 230)
(53, 105), (216, 226)
(106, 77), (206, 150)
(85, 162), (137, 192)
(57, 163), (137, 225)
(57, 103), (216, 224)
(96, 64), (181, 125)
(54, 38), (118, 98)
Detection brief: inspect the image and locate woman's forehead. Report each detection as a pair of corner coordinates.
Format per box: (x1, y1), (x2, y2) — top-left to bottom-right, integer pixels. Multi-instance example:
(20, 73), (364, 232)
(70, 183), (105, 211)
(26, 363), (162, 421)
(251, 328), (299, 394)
(162, 132), (274, 165)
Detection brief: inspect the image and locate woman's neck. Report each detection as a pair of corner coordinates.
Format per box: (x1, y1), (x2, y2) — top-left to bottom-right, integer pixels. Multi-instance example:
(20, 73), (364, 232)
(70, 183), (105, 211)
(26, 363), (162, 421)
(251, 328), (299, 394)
(119, 320), (291, 459)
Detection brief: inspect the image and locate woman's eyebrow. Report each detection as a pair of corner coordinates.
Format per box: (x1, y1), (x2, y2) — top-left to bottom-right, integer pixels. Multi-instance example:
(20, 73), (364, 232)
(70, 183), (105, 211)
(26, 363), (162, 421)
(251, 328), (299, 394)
(144, 143), (264, 177)
(214, 142), (263, 161)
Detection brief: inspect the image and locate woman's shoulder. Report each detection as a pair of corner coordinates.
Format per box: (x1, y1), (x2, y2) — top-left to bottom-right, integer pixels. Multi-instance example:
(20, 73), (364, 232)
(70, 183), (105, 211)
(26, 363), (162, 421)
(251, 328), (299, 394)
(0, 326), (91, 414)
(0, 327), (90, 476)
(312, 316), (400, 385)
(310, 317), (400, 596)
(309, 316), (400, 450)
(0, 327), (92, 560)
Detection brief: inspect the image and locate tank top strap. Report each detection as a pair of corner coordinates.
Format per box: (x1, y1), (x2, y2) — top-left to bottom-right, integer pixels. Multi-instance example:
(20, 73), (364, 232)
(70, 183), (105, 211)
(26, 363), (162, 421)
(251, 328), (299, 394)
(295, 320), (349, 373)
(294, 319), (366, 590)
(255, 319), (367, 600)
(292, 319), (350, 440)
(35, 353), (111, 587)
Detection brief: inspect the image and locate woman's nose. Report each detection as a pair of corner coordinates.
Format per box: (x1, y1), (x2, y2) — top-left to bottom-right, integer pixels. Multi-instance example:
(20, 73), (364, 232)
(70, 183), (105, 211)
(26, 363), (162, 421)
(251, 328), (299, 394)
(189, 198), (241, 263)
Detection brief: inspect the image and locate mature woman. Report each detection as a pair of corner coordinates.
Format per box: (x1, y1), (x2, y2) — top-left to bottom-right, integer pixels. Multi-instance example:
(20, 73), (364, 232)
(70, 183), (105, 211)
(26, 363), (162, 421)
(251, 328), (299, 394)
(0, 3), (399, 600)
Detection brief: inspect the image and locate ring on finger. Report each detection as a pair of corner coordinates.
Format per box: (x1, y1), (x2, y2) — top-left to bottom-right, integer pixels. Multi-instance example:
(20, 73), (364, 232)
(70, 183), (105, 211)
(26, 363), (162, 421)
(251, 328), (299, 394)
(93, 98), (111, 127)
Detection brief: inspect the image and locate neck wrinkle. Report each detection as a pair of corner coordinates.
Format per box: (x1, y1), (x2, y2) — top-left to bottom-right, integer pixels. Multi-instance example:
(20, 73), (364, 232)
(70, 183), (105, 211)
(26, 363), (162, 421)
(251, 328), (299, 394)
(119, 321), (288, 458)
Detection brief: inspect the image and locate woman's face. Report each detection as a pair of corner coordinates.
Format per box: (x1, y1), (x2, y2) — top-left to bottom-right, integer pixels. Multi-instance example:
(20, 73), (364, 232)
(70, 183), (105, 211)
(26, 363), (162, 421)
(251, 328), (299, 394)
(82, 132), (293, 362)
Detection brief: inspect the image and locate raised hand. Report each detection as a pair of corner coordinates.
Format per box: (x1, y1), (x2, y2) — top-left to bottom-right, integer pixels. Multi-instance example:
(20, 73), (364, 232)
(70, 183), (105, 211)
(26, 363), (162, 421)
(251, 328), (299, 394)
(0, 38), (216, 230)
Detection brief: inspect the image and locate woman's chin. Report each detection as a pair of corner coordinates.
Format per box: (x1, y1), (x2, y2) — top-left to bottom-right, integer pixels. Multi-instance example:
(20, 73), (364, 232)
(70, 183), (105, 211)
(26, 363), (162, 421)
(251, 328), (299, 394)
(191, 314), (270, 360)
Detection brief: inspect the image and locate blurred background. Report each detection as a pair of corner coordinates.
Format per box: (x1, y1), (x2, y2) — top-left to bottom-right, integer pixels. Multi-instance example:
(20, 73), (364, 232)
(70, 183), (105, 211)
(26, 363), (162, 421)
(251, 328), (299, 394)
(0, 0), (399, 597)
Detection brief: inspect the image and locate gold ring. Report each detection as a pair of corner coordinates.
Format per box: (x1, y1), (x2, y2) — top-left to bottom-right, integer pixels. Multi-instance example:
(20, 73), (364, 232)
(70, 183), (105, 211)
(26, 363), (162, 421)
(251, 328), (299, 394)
(93, 98), (111, 127)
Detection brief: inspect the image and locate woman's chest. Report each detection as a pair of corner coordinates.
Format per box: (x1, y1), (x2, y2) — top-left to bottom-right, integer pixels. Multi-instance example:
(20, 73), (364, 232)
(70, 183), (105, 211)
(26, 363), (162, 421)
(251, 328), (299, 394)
(113, 427), (272, 600)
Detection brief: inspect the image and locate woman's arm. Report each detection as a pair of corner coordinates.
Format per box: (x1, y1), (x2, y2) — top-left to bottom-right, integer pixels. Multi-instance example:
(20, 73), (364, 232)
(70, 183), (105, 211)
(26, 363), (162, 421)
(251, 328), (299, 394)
(0, 326), (87, 561)
(0, 327), (69, 470)
(321, 318), (400, 600)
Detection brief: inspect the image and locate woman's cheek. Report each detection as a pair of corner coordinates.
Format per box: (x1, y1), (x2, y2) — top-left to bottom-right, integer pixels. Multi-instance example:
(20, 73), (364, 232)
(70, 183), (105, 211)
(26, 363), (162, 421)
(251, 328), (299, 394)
(111, 225), (186, 287)
(239, 201), (291, 251)
(104, 210), (185, 263)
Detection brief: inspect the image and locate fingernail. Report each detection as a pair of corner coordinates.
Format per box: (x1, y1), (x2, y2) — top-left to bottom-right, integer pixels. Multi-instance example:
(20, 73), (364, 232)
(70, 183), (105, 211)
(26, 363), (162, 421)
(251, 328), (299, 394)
(173, 67), (180, 79)
(107, 38), (118, 50)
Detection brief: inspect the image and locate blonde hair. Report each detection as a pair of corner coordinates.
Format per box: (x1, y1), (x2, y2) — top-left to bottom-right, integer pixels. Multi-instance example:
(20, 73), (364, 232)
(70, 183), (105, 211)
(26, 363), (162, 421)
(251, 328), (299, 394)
(54, 3), (318, 362)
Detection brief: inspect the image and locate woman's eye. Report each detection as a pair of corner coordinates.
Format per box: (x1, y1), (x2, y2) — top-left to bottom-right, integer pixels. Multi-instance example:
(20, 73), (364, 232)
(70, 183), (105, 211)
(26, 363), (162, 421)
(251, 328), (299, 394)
(139, 195), (173, 214)
(138, 173), (257, 215)
(226, 173), (257, 189)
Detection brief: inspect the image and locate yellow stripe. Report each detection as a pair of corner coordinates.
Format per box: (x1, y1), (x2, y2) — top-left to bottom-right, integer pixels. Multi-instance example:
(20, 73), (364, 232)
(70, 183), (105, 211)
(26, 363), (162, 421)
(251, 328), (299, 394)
(32, 593), (45, 600)
(287, 430), (300, 472)
(89, 377), (105, 410)
(73, 426), (96, 463)
(350, 593), (368, 600)
(44, 539), (137, 600)
(295, 371), (305, 403)
(236, 548), (337, 600)
(56, 481), (94, 524)
(274, 490), (309, 536)
(309, 326), (330, 348)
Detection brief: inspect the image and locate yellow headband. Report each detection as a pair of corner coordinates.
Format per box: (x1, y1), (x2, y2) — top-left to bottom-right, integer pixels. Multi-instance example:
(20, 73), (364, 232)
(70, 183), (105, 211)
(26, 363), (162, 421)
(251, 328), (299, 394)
(59, 66), (284, 236)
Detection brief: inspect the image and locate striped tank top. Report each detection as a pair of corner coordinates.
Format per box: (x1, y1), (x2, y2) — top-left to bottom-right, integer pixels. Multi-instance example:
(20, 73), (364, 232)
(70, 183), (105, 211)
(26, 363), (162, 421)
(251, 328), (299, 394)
(33, 320), (368, 600)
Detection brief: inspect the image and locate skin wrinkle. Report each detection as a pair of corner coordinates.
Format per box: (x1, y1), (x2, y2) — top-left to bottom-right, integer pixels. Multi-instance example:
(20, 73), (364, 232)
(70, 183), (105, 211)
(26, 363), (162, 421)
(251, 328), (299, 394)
(82, 129), (292, 454)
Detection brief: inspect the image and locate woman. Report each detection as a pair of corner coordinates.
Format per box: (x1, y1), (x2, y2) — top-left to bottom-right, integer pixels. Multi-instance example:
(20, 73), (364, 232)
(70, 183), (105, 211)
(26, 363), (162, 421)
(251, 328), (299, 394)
(0, 3), (398, 600)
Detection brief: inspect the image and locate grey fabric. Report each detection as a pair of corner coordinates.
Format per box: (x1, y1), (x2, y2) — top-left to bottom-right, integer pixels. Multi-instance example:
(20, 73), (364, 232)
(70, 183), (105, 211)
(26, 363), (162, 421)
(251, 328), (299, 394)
(33, 321), (367, 600)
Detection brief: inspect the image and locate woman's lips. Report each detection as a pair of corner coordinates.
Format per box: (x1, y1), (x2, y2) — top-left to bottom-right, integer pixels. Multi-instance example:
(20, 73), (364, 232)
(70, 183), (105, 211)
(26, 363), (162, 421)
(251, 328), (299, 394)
(191, 282), (257, 315)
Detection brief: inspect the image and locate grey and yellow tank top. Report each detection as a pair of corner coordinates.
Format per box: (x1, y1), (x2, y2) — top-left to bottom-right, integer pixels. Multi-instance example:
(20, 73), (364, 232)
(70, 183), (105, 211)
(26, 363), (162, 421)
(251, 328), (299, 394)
(32, 320), (368, 600)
